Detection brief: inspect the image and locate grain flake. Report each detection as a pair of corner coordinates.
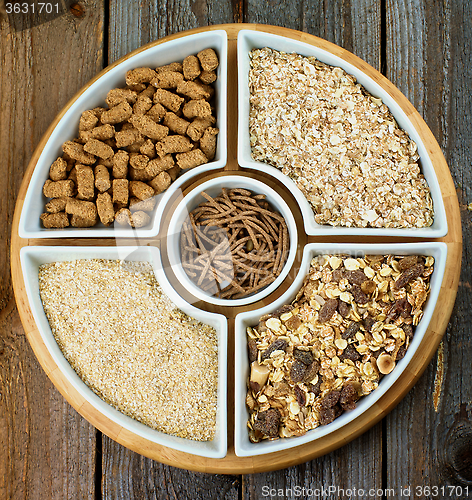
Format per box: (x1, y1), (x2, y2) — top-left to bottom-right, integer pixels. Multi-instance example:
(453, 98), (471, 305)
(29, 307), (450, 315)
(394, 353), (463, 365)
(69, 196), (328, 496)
(249, 48), (434, 228)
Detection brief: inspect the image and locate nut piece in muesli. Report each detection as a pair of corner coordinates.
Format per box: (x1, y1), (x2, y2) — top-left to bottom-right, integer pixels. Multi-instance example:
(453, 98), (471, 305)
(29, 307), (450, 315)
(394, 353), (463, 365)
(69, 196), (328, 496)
(246, 253), (434, 442)
(248, 48), (434, 229)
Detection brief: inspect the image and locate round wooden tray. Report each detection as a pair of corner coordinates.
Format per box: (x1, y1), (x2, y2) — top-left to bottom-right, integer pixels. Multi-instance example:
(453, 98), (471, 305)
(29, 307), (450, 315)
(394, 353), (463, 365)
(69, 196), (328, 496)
(11, 23), (462, 474)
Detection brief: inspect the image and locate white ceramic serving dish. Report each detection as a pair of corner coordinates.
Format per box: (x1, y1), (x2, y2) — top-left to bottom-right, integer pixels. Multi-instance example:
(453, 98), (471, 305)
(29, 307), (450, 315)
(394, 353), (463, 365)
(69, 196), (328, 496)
(19, 30), (228, 239)
(234, 242), (447, 457)
(166, 175), (298, 307)
(20, 245), (228, 458)
(237, 30), (447, 238)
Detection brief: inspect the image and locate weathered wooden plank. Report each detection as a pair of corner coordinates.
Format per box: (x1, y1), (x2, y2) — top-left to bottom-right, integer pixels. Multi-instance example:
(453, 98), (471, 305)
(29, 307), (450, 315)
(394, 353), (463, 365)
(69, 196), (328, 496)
(102, 438), (240, 499)
(102, 2), (241, 497)
(241, 2), (383, 496)
(245, 0), (381, 70)
(108, 0), (238, 64)
(0, 4), (104, 498)
(0, 306), (98, 500)
(386, 0), (472, 491)
(243, 424), (383, 499)
(385, 0), (427, 114)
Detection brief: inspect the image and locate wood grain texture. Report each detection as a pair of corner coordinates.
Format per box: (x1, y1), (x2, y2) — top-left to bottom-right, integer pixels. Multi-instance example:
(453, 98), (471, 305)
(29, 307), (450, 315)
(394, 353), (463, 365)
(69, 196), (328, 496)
(4, 2), (467, 497)
(0, 3), (104, 499)
(108, 0), (237, 64)
(245, 0), (381, 69)
(0, 303), (97, 500)
(103, 3), (240, 497)
(242, 3), (383, 494)
(386, 0), (472, 491)
(243, 423), (383, 499)
(9, 22), (461, 477)
(102, 438), (241, 499)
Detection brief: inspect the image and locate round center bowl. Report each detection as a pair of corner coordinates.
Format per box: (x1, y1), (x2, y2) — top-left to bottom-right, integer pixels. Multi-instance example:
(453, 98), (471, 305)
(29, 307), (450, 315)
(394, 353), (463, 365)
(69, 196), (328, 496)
(166, 175), (298, 307)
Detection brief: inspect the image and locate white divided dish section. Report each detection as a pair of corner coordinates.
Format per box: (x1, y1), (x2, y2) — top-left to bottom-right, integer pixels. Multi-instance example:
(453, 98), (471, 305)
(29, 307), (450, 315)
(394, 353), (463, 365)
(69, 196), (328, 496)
(19, 30), (228, 239)
(237, 29), (447, 238)
(20, 245), (228, 458)
(166, 175), (298, 307)
(234, 242), (447, 457)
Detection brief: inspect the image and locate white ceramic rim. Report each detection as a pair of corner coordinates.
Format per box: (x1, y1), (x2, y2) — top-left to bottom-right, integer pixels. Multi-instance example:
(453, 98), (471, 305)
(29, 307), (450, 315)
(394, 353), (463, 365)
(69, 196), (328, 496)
(20, 245), (228, 458)
(234, 242), (447, 457)
(19, 29), (228, 239)
(166, 175), (298, 307)
(237, 29), (447, 238)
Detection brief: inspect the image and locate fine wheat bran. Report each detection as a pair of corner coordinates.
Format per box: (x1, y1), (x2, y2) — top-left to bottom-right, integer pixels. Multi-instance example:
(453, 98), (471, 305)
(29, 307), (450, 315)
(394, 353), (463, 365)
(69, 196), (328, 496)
(39, 259), (218, 441)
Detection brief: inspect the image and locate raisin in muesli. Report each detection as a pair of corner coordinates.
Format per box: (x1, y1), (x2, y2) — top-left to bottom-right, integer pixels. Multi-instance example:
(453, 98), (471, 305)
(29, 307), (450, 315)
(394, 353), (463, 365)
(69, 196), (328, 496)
(319, 298), (338, 323)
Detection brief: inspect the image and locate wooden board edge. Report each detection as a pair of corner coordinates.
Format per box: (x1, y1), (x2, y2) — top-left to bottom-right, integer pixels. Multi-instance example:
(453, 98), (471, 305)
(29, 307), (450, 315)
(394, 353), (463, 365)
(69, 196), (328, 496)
(9, 23), (462, 474)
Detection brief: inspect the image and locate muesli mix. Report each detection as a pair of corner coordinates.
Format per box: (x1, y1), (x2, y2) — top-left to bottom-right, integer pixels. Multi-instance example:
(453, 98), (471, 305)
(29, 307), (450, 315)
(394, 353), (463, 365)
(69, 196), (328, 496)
(248, 48), (434, 228)
(41, 48), (219, 229)
(39, 259), (218, 441)
(246, 253), (434, 441)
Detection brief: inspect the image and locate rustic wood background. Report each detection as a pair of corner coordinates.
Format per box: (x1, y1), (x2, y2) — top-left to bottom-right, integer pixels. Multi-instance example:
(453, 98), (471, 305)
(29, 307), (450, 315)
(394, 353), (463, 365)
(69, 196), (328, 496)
(1, 0), (471, 498)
